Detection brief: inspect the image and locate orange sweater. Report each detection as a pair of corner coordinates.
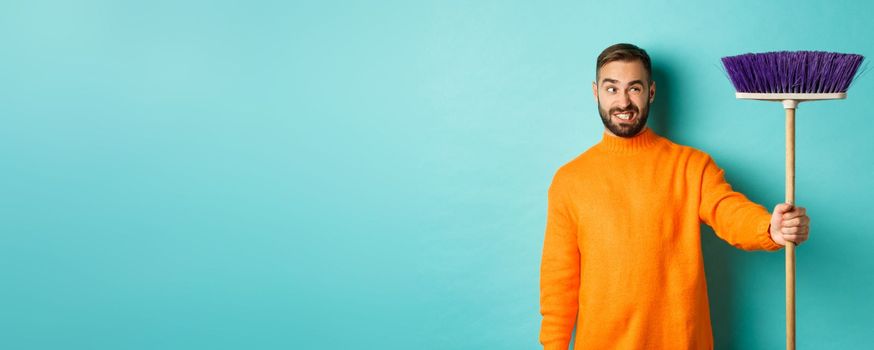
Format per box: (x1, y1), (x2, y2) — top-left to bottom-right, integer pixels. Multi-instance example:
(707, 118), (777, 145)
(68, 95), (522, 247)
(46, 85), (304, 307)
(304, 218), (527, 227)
(539, 127), (783, 350)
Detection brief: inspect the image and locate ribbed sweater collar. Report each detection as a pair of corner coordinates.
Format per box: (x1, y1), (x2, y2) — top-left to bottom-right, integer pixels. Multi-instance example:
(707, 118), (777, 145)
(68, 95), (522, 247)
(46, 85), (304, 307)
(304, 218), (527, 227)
(596, 126), (662, 154)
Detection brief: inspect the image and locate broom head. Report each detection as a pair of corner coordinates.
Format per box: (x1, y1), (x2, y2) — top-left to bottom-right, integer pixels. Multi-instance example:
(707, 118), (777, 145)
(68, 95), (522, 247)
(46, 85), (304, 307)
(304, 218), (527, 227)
(721, 51), (864, 103)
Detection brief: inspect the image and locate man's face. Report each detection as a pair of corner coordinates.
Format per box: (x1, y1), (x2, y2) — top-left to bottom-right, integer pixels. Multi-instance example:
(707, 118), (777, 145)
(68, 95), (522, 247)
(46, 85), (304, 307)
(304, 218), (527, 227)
(592, 60), (655, 138)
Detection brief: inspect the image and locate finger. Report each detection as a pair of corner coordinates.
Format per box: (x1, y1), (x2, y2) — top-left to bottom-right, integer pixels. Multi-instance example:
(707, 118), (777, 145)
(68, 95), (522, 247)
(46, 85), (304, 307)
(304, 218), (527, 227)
(785, 228), (809, 239)
(774, 203), (794, 216)
(788, 206), (807, 215)
(783, 207), (806, 220)
(782, 227), (800, 234)
(783, 234), (808, 244)
(785, 216), (811, 227)
(784, 217), (802, 226)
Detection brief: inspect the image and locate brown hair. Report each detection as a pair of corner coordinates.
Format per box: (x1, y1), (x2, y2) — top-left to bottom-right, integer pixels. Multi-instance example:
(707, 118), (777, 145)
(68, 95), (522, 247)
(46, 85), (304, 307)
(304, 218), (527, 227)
(596, 43), (652, 83)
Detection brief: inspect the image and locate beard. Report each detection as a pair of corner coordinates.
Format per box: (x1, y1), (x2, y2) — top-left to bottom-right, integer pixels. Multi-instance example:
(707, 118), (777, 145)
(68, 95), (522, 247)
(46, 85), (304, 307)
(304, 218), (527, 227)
(598, 98), (650, 138)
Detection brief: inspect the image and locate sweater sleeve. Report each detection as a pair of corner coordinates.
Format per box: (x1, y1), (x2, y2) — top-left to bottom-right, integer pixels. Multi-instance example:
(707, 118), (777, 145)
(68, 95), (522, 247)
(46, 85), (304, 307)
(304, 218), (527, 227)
(539, 170), (580, 349)
(698, 155), (783, 252)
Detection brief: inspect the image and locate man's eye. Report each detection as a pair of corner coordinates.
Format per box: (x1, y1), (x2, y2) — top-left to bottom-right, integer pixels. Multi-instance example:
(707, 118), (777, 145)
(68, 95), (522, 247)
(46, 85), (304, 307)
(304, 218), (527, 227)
(606, 87), (616, 93)
(631, 87), (641, 92)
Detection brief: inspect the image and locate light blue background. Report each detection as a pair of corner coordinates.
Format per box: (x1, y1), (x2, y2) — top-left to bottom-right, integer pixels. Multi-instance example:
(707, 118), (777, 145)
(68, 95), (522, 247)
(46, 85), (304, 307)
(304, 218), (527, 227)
(2, 1), (872, 349)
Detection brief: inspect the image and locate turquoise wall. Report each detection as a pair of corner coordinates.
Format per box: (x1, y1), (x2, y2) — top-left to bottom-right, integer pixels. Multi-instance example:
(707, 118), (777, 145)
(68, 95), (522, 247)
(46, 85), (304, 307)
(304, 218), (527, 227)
(2, 1), (871, 349)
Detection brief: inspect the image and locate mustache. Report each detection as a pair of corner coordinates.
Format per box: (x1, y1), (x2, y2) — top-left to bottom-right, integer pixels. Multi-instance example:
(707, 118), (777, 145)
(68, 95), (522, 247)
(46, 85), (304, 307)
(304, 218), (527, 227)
(609, 104), (639, 115)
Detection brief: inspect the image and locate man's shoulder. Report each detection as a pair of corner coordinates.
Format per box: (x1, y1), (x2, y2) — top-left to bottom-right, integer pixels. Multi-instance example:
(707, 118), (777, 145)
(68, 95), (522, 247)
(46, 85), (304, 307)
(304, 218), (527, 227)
(555, 144), (601, 174)
(659, 135), (714, 164)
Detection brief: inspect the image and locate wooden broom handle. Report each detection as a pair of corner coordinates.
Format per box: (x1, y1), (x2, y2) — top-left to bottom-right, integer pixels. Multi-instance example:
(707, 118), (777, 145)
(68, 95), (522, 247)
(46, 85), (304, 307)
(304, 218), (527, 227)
(785, 107), (796, 350)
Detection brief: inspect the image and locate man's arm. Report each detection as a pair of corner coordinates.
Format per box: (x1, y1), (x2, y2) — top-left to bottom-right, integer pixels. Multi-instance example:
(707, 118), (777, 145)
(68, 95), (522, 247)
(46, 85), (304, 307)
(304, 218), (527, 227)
(698, 155), (783, 251)
(539, 171), (580, 350)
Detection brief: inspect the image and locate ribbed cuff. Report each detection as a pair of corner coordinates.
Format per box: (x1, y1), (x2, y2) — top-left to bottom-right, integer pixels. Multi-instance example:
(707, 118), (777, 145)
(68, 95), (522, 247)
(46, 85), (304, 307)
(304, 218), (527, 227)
(757, 216), (783, 251)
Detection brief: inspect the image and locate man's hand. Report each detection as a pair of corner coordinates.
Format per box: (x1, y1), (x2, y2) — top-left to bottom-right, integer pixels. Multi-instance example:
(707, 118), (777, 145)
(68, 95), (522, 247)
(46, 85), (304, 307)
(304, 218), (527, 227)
(769, 203), (810, 246)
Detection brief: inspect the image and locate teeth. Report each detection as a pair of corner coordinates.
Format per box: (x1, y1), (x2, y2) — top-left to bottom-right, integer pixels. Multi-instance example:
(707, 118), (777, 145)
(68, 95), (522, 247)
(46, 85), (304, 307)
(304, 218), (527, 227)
(616, 113), (632, 120)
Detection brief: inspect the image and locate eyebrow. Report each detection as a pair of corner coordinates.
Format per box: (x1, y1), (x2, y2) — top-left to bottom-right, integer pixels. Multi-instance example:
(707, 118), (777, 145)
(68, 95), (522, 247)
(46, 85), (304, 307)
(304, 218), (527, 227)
(600, 78), (646, 86)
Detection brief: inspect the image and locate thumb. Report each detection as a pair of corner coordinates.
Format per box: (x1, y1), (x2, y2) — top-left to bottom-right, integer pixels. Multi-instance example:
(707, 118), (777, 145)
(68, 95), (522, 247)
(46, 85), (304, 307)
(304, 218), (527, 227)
(773, 203), (794, 216)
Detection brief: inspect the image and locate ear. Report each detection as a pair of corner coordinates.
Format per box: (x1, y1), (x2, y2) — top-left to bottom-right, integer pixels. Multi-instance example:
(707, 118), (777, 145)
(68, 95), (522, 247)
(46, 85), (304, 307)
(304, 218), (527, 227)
(592, 81), (598, 103)
(649, 80), (656, 103)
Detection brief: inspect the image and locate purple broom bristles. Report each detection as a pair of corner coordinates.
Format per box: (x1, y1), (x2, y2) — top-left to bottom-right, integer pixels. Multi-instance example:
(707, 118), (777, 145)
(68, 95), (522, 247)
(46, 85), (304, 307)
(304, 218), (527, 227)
(721, 51), (865, 93)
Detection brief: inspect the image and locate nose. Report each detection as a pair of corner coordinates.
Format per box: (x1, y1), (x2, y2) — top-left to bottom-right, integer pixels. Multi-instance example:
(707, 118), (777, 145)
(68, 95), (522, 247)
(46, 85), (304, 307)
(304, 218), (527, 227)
(619, 90), (631, 104)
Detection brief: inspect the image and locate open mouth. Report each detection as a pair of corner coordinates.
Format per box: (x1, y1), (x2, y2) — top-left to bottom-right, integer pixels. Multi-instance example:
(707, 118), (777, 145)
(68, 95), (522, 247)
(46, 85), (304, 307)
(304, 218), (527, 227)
(613, 111), (636, 122)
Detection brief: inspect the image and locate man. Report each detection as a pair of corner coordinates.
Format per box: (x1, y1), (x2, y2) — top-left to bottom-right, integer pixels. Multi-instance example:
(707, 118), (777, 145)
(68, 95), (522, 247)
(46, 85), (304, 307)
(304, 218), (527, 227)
(538, 43), (811, 350)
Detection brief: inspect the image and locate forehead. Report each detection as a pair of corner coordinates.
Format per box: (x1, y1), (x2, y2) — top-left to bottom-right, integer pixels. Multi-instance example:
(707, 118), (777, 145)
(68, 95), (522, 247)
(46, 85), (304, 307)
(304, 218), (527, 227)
(598, 60), (648, 84)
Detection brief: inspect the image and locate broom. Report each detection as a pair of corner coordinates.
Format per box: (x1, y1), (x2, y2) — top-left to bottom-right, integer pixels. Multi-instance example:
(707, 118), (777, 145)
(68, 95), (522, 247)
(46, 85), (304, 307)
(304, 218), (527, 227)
(721, 51), (865, 350)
